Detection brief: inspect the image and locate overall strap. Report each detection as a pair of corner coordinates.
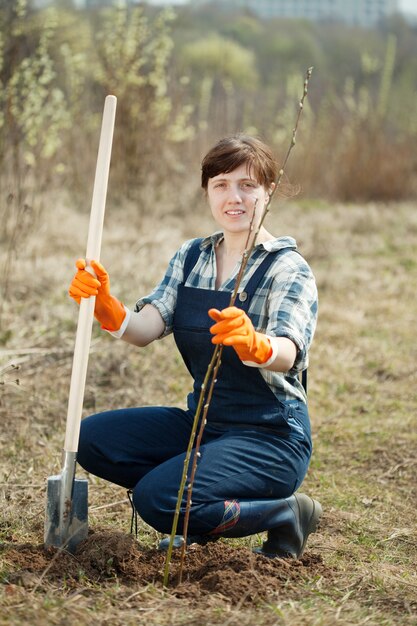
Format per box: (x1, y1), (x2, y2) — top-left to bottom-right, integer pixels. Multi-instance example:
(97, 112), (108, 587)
(242, 247), (295, 299)
(182, 238), (203, 282)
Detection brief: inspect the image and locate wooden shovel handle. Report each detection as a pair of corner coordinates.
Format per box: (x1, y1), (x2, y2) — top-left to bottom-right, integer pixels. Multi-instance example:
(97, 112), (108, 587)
(64, 95), (117, 453)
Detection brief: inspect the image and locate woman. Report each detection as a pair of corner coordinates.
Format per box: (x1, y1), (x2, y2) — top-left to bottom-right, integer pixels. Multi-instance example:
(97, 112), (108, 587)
(69, 134), (322, 558)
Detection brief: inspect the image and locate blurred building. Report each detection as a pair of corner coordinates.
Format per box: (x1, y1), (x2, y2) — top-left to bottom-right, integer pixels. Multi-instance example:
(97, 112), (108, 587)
(191, 0), (401, 27)
(32, 0), (409, 27)
(74, 0), (128, 6)
(33, 0), (132, 7)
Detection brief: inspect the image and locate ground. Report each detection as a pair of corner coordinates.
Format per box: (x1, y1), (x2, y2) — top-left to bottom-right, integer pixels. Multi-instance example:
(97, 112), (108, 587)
(0, 195), (416, 625)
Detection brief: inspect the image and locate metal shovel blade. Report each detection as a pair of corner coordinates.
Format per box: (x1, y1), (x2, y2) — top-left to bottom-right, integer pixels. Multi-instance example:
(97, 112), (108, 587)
(44, 472), (88, 554)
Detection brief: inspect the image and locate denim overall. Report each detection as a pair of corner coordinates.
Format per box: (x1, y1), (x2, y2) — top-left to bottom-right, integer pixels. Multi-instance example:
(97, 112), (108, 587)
(77, 240), (312, 538)
(174, 240), (310, 432)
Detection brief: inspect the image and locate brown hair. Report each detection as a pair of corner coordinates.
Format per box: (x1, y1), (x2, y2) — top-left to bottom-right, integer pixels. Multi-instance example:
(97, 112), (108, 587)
(201, 134), (278, 190)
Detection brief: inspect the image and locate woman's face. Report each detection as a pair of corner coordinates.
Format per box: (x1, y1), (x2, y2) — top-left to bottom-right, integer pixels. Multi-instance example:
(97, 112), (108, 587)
(206, 163), (272, 236)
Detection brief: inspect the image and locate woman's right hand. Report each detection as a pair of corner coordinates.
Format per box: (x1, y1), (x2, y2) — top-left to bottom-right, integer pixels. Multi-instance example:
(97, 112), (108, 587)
(68, 259), (127, 332)
(69, 259), (101, 302)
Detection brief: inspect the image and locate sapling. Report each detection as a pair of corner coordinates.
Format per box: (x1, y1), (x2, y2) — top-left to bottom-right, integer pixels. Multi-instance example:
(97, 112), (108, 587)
(163, 67), (314, 587)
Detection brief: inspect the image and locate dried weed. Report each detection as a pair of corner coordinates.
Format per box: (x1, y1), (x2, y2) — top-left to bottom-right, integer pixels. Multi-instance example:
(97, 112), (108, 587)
(1, 198), (416, 625)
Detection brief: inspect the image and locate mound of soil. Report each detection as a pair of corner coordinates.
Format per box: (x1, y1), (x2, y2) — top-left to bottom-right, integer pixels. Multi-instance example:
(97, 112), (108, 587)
(1, 530), (328, 605)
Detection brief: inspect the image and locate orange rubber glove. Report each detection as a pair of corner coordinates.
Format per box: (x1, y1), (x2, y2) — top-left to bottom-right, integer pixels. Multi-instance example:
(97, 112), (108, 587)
(208, 306), (273, 365)
(68, 259), (126, 332)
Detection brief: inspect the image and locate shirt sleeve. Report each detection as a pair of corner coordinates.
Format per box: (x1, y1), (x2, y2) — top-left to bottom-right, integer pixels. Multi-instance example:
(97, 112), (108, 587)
(266, 253), (318, 372)
(134, 239), (195, 338)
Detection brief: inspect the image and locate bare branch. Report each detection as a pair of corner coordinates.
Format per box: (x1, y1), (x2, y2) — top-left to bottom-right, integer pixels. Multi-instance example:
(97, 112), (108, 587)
(163, 66), (314, 586)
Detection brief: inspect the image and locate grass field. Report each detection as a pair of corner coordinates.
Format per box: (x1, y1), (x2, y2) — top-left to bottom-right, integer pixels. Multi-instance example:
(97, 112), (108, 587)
(0, 194), (416, 625)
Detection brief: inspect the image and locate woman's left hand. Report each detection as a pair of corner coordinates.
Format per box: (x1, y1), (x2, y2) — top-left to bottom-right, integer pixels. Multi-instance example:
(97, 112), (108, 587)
(208, 307), (273, 365)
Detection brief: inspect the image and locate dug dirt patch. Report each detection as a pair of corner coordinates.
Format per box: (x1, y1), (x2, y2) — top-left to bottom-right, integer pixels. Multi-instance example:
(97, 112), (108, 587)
(1, 530), (329, 605)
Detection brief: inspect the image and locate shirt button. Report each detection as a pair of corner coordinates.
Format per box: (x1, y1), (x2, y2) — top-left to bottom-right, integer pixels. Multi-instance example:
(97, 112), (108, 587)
(238, 291), (248, 302)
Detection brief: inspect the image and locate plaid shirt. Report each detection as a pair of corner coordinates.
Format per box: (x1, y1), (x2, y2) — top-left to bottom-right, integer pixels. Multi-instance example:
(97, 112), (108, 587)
(136, 232), (318, 402)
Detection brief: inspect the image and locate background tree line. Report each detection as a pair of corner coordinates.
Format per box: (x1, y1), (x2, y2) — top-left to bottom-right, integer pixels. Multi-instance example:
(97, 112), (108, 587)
(1, 0), (416, 233)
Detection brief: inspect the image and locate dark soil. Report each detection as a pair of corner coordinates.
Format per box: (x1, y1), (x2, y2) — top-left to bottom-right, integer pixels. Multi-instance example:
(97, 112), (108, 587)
(0, 530), (331, 605)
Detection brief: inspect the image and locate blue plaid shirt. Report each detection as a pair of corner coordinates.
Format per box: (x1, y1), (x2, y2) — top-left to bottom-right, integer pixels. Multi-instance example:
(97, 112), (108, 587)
(136, 232), (318, 402)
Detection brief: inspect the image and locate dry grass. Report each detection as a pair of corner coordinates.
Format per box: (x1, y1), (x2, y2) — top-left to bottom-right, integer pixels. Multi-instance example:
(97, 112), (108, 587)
(1, 192), (416, 625)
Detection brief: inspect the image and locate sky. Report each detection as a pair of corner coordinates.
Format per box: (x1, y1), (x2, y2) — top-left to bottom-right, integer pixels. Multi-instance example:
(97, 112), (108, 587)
(401, 0), (417, 13)
(146, 0), (417, 15)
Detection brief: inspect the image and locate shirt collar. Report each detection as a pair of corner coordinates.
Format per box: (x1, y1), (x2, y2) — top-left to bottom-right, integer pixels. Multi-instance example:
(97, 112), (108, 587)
(200, 231), (297, 252)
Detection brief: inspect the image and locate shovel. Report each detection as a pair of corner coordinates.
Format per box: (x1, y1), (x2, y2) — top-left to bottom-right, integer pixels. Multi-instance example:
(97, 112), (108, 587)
(44, 95), (117, 553)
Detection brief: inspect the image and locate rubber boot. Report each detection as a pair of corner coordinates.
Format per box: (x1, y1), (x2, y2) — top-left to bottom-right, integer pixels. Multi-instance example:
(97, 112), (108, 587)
(249, 494), (322, 558)
(216, 493), (323, 559)
(218, 493), (322, 558)
(158, 494), (321, 557)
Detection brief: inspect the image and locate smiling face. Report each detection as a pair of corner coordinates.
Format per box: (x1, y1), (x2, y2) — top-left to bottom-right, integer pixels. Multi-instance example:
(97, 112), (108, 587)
(207, 163), (271, 235)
